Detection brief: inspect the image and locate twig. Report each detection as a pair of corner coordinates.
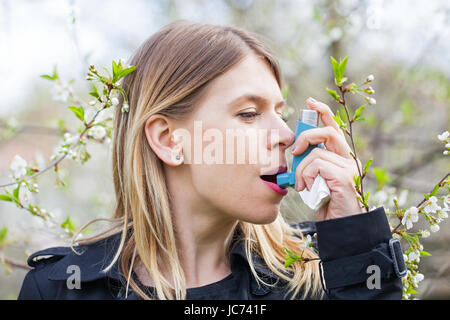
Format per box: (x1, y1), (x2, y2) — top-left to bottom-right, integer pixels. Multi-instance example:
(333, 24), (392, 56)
(1, 256), (31, 270)
(392, 172), (450, 233)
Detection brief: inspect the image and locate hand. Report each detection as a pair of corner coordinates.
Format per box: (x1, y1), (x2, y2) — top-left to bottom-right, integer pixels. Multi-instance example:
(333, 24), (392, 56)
(291, 97), (364, 221)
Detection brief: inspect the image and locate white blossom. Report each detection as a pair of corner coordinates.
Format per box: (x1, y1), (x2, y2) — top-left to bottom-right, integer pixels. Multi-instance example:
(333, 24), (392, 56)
(9, 155), (28, 179)
(401, 206), (419, 230)
(122, 103), (129, 113)
(88, 125), (106, 140)
(18, 184), (33, 204)
(372, 190), (388, 204)
(300, 234), (312, 248)
(437, 205), (449, 219)
(51, 81), (70, 102)
(6, 117), (18, 129)
(446, 143), (450, 148)
(329, 27), (343, 41)
(420, 229), (430, 238)
(63, 132), (79, 145)
(368, 98), (376, 105)
(366, 74), (374, 82)
(111, 97), (119, 106)
(408, 251), (420, 262)
(424, 196), (441, 214)
(430, 224), (440, 233)
(444, 195), (450, 206)
(437, 131), (449, 141)
(412, 273), (424, 287)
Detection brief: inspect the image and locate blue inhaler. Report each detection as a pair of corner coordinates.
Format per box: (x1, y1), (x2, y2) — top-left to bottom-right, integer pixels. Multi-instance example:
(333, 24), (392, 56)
(276, 109), (324, 188)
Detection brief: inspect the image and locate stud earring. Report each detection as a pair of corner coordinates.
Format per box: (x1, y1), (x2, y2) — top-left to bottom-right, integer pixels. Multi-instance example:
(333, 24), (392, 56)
(173, 150), (184, 164)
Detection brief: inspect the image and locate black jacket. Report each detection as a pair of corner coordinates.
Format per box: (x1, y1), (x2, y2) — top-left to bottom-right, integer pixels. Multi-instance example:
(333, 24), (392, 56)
(17, 206), (405, 300)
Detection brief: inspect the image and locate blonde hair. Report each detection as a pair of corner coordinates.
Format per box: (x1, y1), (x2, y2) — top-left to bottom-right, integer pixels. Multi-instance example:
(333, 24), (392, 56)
(73, 20), (324, 300)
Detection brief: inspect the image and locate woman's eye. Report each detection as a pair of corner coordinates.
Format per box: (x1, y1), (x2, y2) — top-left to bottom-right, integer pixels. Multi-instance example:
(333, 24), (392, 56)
(238, 112), (262, 120)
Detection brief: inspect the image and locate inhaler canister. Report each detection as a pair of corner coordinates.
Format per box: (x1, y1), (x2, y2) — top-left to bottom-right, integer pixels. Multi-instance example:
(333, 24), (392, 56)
(276, 109), (323, 188)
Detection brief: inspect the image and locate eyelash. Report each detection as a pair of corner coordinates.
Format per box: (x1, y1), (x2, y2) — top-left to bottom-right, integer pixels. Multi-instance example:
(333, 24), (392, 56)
(238, 111), (262, 120)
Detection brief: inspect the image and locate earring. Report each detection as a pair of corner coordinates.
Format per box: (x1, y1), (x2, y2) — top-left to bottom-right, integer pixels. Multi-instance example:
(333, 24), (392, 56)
(173, 148), (184, 164)
(175, 153), (184, 164)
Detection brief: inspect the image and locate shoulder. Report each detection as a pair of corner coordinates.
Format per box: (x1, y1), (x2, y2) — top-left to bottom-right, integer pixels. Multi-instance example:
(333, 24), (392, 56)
(18, 232), (124, 300)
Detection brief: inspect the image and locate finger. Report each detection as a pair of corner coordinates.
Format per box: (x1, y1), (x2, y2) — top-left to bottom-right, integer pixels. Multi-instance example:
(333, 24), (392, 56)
(300, 158), (345, 192)
(294, 148), (348, 191)
(291, 126), (353, 159)
(306, 98), (344, 137)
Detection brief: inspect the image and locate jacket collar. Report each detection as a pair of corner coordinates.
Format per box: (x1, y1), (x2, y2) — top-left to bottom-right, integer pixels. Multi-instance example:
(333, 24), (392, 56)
(45, 228), (278, 292)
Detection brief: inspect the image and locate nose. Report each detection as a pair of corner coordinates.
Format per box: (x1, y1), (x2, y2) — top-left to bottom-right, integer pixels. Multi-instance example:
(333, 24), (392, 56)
(266, 115), (295, 151)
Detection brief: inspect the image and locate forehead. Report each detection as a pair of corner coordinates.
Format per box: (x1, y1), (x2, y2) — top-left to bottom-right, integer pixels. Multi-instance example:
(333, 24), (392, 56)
(197, 53), (282, 107)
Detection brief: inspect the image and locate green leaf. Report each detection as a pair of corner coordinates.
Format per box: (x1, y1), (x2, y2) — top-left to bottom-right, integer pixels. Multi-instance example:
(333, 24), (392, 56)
(313, 6), (321, 21)
(68, 106), (85, 122)
(284, 258), (296, 268)
(430, 184), (440, 196)
(40, 65), (59, 81)
(40, 74), (54, 80)
(116, 66), (136, 80)
(406, 286), (418, 295)
(330, 56), (340, 84)
(283, 247), (301, 260)
(338, 56), (348, 81)
(0, 194), (13, 202)
(372, 167), (391, 189)
(353, 174), (361, 190)
(13, 181), (21, 200)
(112, 60), (118, 79)
(0, 227), (7, 244)
(326, 88), (340, 102)
(363, 157), (373, 174)
(420, 250), (432, 257)
(354, 105), (366, 121)
(364, 191), (370, 202)
(89, 85), (100, 99)
(61, 217), (76, 232)
(332, 115), (343, 126)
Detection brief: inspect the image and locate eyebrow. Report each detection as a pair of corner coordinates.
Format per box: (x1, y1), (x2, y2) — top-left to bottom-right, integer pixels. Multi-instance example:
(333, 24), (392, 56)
(227, 93), (286, 110)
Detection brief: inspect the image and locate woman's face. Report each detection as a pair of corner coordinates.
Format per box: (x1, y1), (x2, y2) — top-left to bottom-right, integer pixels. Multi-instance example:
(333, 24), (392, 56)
(176, 53), (295, 224)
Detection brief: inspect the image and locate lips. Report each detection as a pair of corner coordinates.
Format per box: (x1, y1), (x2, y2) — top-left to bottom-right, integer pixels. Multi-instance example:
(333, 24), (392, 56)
(260, 166), (288, 196)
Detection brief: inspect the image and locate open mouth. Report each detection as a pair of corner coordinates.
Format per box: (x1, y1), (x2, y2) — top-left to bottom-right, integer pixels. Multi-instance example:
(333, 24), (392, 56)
(260, 173), (280, 185)
(259, 166), (288, 195)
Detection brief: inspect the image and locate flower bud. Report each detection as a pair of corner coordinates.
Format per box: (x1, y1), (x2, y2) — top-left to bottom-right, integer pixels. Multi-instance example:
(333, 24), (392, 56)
(366, 74), (374, 82)
(365, 87), (375, 94)
(365, 96), (376, 105)
(430, 224), (440, 232)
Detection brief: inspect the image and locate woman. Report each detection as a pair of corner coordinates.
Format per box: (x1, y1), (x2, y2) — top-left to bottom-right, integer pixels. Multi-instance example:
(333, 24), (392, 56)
(18, 20), (404, 300)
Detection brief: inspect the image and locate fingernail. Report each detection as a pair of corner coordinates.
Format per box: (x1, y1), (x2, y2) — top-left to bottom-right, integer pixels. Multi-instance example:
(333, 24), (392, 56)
(308, 97), (317, 103)
(291, 145), (296, 153)
(295, 179), (300, 191)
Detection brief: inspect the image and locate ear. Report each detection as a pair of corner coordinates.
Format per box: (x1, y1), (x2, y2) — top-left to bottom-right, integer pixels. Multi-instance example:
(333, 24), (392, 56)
(144, 114), (183, 166)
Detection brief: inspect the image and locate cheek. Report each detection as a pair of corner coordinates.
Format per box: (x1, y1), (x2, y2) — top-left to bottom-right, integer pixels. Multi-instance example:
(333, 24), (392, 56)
(190, 164), (281, 224)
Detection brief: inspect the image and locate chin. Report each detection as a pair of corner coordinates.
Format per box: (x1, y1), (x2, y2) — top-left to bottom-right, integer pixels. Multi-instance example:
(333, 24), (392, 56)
(242, 204), (280, 225)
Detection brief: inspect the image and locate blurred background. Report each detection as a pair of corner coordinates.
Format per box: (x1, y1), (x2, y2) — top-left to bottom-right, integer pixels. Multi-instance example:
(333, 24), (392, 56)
(0, 0), (449, 299)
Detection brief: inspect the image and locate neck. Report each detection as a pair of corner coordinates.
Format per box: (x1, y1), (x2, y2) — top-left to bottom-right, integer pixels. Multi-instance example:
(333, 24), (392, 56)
(135, 171), (239, 289)
(171, 196), (238, 288)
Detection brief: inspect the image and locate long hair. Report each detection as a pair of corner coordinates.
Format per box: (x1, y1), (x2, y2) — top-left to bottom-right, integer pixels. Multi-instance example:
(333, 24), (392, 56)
(73, 20), (324, 300)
